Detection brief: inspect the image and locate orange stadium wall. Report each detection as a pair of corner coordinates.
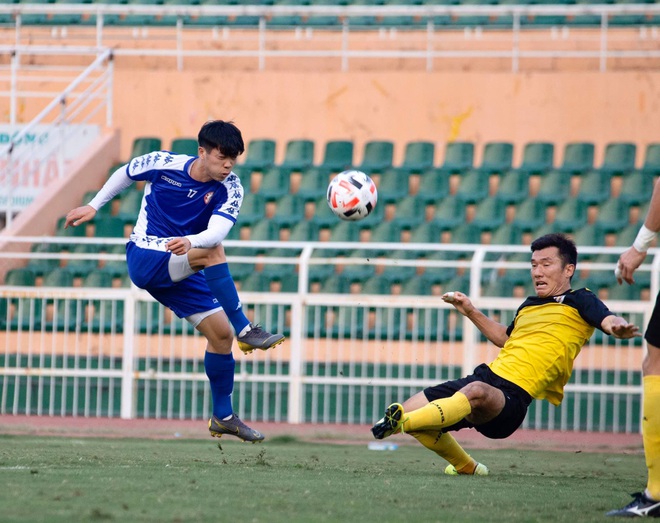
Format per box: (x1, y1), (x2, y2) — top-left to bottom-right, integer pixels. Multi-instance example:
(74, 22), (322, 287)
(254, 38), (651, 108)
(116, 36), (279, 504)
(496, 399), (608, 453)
(112, 70), (660, 166)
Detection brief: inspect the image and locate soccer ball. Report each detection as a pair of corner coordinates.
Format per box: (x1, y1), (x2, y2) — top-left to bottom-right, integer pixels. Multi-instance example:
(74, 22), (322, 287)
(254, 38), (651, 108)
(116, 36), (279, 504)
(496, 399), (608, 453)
(326, 170), (378, 221)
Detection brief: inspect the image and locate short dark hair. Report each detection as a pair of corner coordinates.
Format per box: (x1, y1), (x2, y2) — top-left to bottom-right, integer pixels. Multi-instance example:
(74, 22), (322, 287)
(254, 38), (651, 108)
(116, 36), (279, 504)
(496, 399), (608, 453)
(198, 120), (245, 158)
(530, 233), (578, 267)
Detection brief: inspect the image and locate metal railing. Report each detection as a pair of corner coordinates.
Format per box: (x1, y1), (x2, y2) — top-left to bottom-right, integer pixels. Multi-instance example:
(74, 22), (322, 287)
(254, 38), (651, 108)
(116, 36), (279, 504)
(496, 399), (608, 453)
(0, 4), (658, 72)
(0, 47), (114, 227)
(0, 238), (655, 433)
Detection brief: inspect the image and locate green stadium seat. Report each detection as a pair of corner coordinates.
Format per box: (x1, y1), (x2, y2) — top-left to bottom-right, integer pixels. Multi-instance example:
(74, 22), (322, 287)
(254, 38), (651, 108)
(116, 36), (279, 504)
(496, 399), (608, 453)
(490, 223), (522, 246)
(17, 0), (50, 25)
(599, 142), (637, 175)
(93, 216), (130, 238)
(518, 142), (555, 175)
(115, 190), (143, 222)
(65, 244), (99, 277)
(609, 0), (652, 26)
(49, 0), (88, 25)
(478, 141), (514, 175)
(269, 0), (307, 27)
(471, 196), (506, 232)
(341, 250), (377, 281)
(569, 0), (614, 26)
(415, 169), (450, 204)
(117, 0), (164, 26)
(279, 139), (315, 173)
(368, 220), (403, 243)
(496, 170), (529, 204)
(296, 167), (330, 201)
(256, 167), (290, 200)
(189, 0), (229, 26)
(346, 0), (384, 27)
(398, 141), (436, 175)
(454, 169), (490, 203)
(357, 140), (394, 175)
(535, 170), (571, 205)
(379, 250), (419, 283)
(560, 142), (595, 175)
(429, 196), (466, 230)
(306, 0), (346, 26)
(552, 199), (588, 233)
(82, 271), (114, 288)
(87, 0), (125, 26)
(379, 0), (425, 27)
(641, 143), (660, 177)
(4, 267), (36, 286)
(155, 0), (196, 26)
(453, 0), (497, 27)
(392, 194), (427, 229)
(271, 194), (305, 227)
(438, 141), (474, 174)
(594, 198), (631, 234)
(445, 222), (482, 244)
(26, 243), (61, 277)
(318, 140), (354, 173)
(42, 267), (75, 288)
(170, 137), (198, 155)
(239, 139), (276, 173)
(328, 220), (360, 243)
(421, 250), (459, 285)
(575, 170), (611, 205)
(236, 192), (266, 226)
(376, 168), (411, 204)
(482, 278), (515, 297)
(98, 244), (128, 279)
(511, 198), (547, 232)
(619, 171), (655, 206)
(131, 136), (162, 157)
(407, 222), (443, 243)
(573, 222), (606, 249)
(310, 196), (340, 228)
(55, 216), (89, 244)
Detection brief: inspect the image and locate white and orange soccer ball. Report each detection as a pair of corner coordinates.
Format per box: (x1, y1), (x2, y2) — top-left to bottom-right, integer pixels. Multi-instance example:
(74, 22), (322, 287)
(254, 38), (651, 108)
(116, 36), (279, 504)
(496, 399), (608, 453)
(326, 170), (378, 221)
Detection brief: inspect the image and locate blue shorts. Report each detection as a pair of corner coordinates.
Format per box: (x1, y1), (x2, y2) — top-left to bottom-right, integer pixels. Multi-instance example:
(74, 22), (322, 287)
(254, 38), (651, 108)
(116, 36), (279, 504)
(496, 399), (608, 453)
(423, 363), (532, 440)
(125, 241), (219, 319)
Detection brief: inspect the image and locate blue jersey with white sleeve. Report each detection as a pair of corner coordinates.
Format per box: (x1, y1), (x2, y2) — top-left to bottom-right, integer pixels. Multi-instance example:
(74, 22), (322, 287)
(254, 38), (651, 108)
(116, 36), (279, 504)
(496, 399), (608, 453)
(125, 151), (243, 243)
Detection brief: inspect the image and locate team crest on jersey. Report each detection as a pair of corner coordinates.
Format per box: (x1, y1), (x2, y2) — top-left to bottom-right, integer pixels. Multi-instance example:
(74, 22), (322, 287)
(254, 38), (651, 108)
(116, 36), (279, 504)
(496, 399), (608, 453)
(553, 295), (566, 304)
(204, 192), (214, 204)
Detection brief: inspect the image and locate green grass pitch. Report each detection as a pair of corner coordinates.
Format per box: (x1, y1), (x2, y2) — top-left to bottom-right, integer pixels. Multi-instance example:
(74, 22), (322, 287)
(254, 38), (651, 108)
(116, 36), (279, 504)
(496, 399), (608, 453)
(0, 435), (645, 522)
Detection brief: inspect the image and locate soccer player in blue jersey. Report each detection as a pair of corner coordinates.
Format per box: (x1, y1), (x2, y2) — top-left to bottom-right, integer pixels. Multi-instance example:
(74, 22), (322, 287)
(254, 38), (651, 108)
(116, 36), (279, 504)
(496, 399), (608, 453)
(608, 177), (660, 518)
(64, 120), (284, 442)
(371, 233), (640, 476)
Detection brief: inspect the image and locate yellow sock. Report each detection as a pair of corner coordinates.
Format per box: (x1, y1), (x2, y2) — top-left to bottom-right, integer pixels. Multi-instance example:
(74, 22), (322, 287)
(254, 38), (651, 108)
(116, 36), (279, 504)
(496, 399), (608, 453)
(410, 430), (475, 472)
(402, 392), (472, 433)
(644, 375), (660, 500)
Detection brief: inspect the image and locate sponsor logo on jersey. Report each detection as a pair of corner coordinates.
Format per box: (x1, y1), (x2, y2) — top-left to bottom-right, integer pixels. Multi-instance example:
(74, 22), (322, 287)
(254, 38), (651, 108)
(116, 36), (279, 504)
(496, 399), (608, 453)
(161, 175), (182, 187)
(204, 192), (214, 205)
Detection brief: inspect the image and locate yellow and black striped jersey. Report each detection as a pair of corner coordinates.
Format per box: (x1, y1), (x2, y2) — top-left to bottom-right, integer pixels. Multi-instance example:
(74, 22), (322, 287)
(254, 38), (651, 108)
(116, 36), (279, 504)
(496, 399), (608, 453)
(488, 288), (614, 406)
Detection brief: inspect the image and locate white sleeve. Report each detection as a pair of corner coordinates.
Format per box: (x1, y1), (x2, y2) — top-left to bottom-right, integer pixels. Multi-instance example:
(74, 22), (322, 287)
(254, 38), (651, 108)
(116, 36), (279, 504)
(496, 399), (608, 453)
(186, 214), (234, 249)
(87, 165), (134, 211)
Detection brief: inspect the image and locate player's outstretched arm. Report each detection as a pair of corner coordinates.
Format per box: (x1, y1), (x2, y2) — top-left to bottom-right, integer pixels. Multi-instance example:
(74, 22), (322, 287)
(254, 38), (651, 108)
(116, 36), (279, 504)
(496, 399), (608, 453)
(602, 315), (641, 339)
(64, 205), (96, 229)
(442, 291), (509, 347)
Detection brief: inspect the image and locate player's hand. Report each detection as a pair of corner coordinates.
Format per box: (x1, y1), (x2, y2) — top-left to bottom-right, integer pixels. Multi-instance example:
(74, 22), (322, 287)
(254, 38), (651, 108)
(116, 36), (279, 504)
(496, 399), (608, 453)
(615, 246), (647, 285)
(442, 291), (475, 317)
(166, 237), (191, 256)
(610, 322), (641, 340)
(64, 205), (96, 229)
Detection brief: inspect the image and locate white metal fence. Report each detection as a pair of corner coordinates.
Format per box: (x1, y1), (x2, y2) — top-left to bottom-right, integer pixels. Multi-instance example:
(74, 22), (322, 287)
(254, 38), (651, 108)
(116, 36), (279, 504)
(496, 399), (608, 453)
(0, 4), (659, 72)
(0, 237), (655, 433)
(0, 47), (114, 226)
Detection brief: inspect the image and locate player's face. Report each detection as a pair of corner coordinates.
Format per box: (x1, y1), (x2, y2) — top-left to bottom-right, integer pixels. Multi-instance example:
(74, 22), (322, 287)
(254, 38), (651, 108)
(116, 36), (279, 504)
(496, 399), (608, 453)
(530, 246), (575, 298)
(199, 147), (237, 182)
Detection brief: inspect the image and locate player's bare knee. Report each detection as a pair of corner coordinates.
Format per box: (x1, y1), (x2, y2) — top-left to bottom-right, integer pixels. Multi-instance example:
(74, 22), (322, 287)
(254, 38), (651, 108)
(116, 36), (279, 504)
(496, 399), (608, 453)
(460, 381), (502, 410)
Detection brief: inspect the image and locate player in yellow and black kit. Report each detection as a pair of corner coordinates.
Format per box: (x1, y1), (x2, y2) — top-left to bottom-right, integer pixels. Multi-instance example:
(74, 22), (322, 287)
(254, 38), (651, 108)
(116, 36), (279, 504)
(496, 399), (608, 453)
(371, 233), (641, 477)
